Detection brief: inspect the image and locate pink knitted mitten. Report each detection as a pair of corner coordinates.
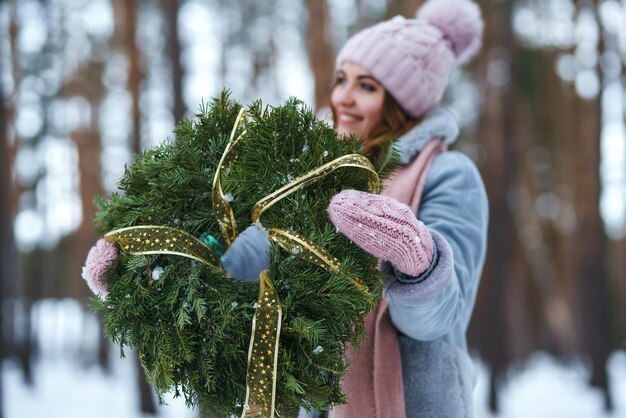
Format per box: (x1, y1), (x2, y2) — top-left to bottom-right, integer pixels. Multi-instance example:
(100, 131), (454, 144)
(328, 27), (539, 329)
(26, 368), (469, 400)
(327, 189), (434, 277)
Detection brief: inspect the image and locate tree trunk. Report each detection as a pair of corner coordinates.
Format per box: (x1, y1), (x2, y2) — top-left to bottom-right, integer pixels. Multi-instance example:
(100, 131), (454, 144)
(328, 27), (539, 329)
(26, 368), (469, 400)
(467, 0), (517, 412)
(384, 0), (425, 20)
(0, 13), (9, 415)
(305, 0), (335, 111)
(65, 60), (106, 299)
(136, 354), (157, 414)
(569, 2), (613, 410)
(97, 312), (111, 373)
(113, 1), (155, 412)
(614, 237), (626, 342)
(161, 0), (185, 123)
(122, 0), (144, 153)
(543, 48), (580, 356)
(6, 0), (37, 388)
(572, 78), (613, 412)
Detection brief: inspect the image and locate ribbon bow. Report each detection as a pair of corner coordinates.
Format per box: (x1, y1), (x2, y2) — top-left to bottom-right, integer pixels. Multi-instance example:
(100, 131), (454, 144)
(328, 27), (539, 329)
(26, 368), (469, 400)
(104, 108), (380, 417)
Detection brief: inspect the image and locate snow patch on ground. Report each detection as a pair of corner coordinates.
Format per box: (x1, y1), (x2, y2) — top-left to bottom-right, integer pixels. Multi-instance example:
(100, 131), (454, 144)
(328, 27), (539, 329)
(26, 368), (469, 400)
(2, 299), (625, 417)
(474, 351), (626, 418)
(3, 355), (195, 418)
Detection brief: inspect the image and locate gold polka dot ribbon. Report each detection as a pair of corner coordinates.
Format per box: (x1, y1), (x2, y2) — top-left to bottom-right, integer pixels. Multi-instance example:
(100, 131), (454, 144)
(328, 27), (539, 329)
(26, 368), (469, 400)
(213, 108), (247, 247)
(237, 150), (379, 417)
(266, 227), (341, 273)
(104, 225), (222, 268)
(251, 153), (380, 276)
(240, 270), (281, 418)
(251, 153), (380, 223)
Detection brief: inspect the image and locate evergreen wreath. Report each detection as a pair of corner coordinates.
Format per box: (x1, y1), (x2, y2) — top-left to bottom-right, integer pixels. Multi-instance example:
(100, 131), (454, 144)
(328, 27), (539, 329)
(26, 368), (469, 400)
(90, 91), (399, 417)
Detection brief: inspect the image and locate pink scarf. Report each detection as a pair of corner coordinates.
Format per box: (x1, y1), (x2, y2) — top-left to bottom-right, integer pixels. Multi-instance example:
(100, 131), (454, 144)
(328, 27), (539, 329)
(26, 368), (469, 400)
(329, 139), (446, 418)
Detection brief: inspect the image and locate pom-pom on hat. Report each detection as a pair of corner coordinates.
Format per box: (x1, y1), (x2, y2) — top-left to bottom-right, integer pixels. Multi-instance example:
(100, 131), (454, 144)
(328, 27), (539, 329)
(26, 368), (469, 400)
(335, 0), (483, 118)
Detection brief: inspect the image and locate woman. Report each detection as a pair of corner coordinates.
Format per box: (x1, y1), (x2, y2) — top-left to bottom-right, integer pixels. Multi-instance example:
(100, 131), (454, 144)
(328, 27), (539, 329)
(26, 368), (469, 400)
(227, 1), (488, 417)
(309, 1), (489, 417)
(81, 1), (487, 415)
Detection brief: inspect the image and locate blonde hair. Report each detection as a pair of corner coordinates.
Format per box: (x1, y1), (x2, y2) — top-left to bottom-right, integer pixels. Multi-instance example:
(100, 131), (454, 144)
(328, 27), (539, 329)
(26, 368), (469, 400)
(331, 90), (422, 161)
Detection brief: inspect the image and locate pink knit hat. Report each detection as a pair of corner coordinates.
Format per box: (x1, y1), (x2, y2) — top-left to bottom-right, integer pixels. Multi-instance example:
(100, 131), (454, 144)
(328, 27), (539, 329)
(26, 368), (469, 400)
(335, 0), (483, 118)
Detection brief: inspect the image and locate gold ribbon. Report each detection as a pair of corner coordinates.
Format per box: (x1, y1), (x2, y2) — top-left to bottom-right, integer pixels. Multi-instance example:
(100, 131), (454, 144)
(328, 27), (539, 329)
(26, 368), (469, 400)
(213, 108), (247, 246)
(104, 109), (380, 418)
(265, 227), (340, 273)
(239, 154), (379, 417)
(105, 225), (222, 268)
(241, 270), (282, 417)
(252, 153), (380, 222)
(251, 153), (380, 275)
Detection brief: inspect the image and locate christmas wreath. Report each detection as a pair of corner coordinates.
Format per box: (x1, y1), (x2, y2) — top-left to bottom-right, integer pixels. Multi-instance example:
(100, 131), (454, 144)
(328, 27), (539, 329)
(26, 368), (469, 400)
(86, 92), (399, 417)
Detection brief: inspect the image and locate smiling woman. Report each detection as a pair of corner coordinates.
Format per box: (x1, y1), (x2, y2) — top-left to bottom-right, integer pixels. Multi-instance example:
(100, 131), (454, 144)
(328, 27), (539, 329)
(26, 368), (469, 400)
(330, 62), (420, 161)
(306, 1), (489, 417)
(330, 62), (386, 140)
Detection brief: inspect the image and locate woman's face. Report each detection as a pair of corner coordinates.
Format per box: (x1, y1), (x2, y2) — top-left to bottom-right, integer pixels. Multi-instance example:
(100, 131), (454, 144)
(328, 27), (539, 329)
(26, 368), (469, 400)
(330, 61), (385, 140)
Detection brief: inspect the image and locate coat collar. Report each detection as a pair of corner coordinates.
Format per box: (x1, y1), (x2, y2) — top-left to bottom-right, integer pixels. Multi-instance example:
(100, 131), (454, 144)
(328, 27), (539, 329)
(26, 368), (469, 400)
(393, 107), (459, 165)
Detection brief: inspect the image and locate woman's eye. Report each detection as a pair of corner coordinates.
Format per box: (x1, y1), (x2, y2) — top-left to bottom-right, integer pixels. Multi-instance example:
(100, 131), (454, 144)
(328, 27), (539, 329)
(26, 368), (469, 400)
(335, 76), (346, 85)
(360, 82), (376, 92)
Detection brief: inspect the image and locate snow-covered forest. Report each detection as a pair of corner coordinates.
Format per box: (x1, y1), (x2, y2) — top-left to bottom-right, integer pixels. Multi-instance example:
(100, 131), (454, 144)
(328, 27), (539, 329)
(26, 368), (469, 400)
(1, 0), (625, 416)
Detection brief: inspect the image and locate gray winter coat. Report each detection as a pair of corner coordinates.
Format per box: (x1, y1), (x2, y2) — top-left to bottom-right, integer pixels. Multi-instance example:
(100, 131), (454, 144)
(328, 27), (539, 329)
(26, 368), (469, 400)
(223, 108), (489, 418)
(380, 107), (488, 418)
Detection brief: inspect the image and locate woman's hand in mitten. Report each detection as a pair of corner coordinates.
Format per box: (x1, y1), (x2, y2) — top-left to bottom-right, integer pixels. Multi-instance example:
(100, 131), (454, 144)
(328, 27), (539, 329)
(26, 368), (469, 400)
(327, 189), (434, 277)
(220, 223), (270, 281)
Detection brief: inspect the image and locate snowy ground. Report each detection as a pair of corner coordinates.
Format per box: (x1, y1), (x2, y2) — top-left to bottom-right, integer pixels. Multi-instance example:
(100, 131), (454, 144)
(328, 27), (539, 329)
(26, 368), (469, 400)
(2, 299), (625, 418)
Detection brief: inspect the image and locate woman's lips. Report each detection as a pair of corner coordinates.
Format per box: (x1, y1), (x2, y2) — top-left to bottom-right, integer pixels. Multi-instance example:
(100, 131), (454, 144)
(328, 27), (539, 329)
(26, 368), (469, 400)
(337, 113), (362, 124)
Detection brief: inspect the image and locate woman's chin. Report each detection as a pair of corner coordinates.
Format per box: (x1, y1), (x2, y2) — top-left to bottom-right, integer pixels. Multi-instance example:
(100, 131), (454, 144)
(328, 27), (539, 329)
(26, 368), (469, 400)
(336, 124), (362, 138)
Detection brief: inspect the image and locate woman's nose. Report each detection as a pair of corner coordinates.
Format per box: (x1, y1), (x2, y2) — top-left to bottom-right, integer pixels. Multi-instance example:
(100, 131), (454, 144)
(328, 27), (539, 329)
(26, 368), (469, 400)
(333, 84), (354, 106)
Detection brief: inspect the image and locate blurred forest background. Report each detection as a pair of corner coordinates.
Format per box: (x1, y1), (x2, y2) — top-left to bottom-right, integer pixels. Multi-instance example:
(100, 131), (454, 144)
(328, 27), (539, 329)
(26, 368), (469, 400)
(1, 0), (625, 416)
